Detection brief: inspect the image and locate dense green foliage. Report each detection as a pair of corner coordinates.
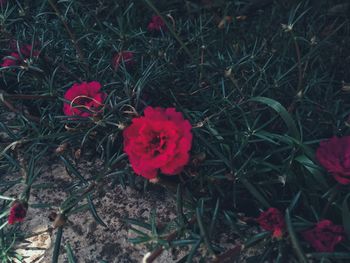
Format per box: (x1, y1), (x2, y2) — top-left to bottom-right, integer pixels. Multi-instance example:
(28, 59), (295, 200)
(1, 0), (350, 262)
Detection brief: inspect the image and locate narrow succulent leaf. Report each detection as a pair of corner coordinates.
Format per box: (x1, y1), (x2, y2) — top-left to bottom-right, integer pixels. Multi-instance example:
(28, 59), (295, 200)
(65, 242), (77, 263)
(87, 195), (108, 227)
(249, 96), (300, 140)
(285, 209), (308, 263)
(52, 226), (63, 263)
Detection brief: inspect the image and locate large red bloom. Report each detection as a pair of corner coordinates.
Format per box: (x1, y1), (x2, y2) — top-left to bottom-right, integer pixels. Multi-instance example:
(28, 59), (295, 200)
(1, 44), (39, 68)
(316, 136), (350, 184)
(8, 201), (27, 225)
(63, 81), (107, 117)
(256, 207), (285, 238)
(147, 15), (167, 32)
(123, 107), (192, 179)
(112, 51), (134, 71)
(302, 220), (345, 252)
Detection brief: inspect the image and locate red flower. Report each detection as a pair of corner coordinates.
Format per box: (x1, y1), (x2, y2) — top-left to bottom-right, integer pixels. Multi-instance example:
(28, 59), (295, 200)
(123, 107), (192, 179)
(1, 52), (20, 67)
(147, 15), (167, 32)
(8, 201), (27, 225)
(302, 220), (345, 252)
(256, 208), (285, 238)
(1, 44), (39, 68)
(112, 51), (134, 70)
(63, 81), (107, 117)
(316, 136), (350, 184)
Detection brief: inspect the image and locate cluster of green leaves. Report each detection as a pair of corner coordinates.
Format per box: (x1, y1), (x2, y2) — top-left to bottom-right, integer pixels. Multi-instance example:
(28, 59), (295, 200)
(1, 0), (350, 262)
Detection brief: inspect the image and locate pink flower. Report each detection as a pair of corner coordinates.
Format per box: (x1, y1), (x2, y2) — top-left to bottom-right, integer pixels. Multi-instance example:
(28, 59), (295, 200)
(1, 52), (20, 67)
(316, 136), (350, 184)
(147, 15), (167, 32)
(256, 208), (286, 238)
(123, 107), (193, 179)
(112, 51), (134, 70)
(8, 201), (27, 225)
(63, 81), (107, 117)
(1, 44), (39, 68)
(302, 220), (345, 252)
(20, 44), (40, 58)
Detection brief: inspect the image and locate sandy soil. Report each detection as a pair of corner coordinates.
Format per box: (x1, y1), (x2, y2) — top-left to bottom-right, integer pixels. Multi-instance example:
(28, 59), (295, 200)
(3, 162), (182, 263)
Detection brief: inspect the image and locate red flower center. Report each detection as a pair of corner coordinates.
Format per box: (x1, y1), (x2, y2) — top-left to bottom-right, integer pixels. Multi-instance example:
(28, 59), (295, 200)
(148, 133), (168, 156)
(256, 207), (285, 238)
(14, 205), (26, 218)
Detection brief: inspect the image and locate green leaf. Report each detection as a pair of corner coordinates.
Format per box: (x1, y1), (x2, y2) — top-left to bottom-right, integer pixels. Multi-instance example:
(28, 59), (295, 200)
(29, 203), (53, 209)
(0, 221), (8, 231)
(249, 97), (300, 140)
(128, 237), (151, 244)
(60, 156), (87, 184)
(170, 239), (198, 246)
(129, 226), (149, 237)
(196, 207), (215, 256)
(240, 177), (270, 208)
(0, 209), (9, 220)
(244, 232), (270, 248)
(209, 199), (220, 237)
(288, 191), (301, 212)
(52, 226), (63, 263)
(150, 209), (158, 237)
(0, 195), (15, 201)
(87, 195), (108, 227)
(294, 155), (327, 188)
(194, 130), (232, 170)
(285, 209), (308, 263)
(186, 239), (201, 263)
(65, 242), (77, 263)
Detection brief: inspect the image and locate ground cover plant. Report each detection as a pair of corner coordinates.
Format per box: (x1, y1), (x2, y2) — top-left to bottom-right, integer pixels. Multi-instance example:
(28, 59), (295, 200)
(1, 0), (350, 262)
